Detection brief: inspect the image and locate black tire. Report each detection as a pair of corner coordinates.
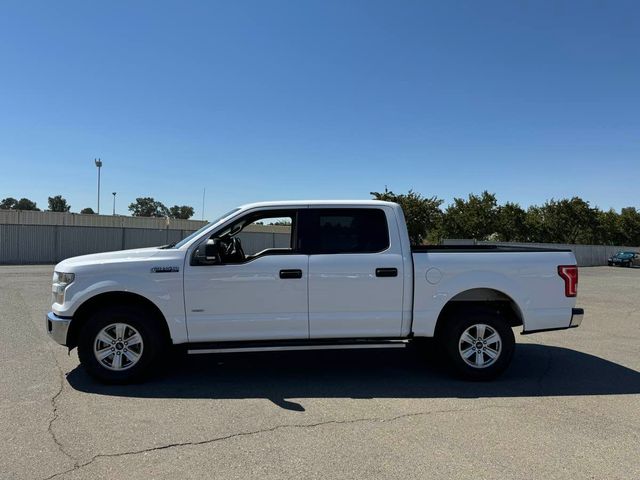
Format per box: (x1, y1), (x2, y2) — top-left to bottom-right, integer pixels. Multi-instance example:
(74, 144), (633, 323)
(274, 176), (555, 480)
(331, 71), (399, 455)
(439, 308), (515, 381)
(78, 305), (166, 384)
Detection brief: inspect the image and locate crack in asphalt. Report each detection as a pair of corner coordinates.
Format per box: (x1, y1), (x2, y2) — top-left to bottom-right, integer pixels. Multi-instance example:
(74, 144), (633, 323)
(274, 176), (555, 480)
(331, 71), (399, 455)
(41, 404), (524, 480)
(47, 362), (77, 464)
(11, 287), (80, 471)
(42, 322), (78, 468)
(46, 353), (78, 467)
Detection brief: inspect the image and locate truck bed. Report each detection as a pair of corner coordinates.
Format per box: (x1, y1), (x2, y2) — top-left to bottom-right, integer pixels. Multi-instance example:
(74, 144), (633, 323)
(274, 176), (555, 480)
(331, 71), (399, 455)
(410, 246), (578, 336)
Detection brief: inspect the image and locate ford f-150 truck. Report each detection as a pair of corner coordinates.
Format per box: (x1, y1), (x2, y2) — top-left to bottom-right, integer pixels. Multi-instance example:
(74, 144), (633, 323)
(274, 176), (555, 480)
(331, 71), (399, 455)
(47, 200), (583, 383)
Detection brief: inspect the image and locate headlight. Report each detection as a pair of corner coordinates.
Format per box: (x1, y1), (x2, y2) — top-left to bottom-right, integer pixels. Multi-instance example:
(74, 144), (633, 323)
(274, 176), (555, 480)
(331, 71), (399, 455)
(54, 272), (75, 284)
(52, 271), (75, 305)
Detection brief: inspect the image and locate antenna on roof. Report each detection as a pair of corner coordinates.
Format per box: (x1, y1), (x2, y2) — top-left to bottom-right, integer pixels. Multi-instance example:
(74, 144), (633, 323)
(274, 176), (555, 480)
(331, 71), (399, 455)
(201, 188), (206, 221)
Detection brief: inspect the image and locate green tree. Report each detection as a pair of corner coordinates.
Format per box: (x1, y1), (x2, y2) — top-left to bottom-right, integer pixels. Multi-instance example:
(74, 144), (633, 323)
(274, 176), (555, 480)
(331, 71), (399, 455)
(596, 209), (623, 245)
(128, 197), (169, 217)
(80, 207), (95, 214)
(533, 197), (600, 244)
(169, 205), (195, 219)
(441, 191), (498, 240)
(14, 198), (39, 211)
(370, 188), (443, 244)
(618, 207), (640, 246)
(524, 206), (544, 242)
(0, 197), (17, 209)
(495, 202), (528, 242)
(48, 195), (71, 212)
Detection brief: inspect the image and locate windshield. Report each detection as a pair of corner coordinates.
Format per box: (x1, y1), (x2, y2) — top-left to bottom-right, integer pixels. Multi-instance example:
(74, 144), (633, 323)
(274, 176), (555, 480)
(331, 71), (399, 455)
(615, 252), (633, 258)
(171, 208), (241, 249)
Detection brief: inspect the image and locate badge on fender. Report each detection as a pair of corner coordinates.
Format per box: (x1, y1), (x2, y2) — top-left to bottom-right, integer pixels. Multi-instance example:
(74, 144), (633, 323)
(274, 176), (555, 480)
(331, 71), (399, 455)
(150, 266), (180, 273)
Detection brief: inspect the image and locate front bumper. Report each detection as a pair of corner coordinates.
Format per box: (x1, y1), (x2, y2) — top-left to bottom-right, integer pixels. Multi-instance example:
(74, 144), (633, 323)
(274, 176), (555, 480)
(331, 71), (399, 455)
(46, 311), (71, 346)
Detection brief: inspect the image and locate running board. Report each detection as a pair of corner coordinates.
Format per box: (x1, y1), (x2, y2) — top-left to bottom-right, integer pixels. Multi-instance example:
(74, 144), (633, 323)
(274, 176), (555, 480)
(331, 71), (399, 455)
(187, 339), (409, 355)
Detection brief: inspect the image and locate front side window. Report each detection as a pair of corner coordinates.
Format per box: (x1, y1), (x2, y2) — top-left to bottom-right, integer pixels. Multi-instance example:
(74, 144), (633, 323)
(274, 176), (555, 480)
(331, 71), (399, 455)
(304, 208), (389, 254)
(238, 214), (294, 256)
(195, 209), (297, 265)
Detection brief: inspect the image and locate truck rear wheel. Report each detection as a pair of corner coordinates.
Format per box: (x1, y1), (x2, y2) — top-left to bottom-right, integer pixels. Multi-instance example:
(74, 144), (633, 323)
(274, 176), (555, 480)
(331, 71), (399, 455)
(78, 306), (165, 383)
(440, 309), (515, 381)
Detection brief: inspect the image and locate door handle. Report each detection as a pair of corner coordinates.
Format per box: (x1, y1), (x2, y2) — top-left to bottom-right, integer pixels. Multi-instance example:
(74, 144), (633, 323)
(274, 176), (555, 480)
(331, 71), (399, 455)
(375, 268), (398, 278)
(280, 269), (303, 279)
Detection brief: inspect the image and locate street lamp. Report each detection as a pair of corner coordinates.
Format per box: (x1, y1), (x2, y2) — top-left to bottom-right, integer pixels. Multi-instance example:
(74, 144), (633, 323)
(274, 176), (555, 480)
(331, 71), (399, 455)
(95, 158), (103, 214)
(112, 192), (117, 216)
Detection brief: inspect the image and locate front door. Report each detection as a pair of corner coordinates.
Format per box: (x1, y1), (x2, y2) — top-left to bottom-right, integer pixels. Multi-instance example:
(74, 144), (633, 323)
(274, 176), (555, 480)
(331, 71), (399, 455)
(184, 209), (309, 342)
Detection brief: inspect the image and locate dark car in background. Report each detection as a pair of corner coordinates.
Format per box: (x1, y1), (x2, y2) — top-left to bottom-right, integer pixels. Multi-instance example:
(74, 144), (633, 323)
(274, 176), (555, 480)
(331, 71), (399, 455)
(608, 251), (640, 267)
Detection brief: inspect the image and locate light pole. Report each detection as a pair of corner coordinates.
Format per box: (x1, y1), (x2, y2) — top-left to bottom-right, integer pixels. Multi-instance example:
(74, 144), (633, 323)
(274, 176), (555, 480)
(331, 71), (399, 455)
(95, 158), (103, 214)
(112, 192), (117, 216)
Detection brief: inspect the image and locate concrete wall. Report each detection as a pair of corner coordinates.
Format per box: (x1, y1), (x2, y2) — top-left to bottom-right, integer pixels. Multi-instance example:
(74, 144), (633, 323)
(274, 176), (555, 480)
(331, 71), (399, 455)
(463, 240), (637, 267)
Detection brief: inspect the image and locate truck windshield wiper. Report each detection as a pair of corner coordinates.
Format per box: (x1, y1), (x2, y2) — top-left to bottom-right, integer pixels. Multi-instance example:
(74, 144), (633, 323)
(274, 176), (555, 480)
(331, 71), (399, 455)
(160, 242), (177, 249)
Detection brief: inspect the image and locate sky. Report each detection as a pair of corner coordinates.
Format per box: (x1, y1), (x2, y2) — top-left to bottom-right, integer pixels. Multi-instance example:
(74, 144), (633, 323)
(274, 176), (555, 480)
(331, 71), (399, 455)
(0, 1), (638, 220)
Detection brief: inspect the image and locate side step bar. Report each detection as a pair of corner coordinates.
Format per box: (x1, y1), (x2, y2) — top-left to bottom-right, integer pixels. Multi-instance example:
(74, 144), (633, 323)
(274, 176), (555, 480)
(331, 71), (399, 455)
(187, 339), (409, 355)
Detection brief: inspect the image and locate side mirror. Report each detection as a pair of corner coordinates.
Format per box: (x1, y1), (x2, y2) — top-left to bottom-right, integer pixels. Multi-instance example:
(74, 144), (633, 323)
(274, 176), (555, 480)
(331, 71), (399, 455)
(193, 239), (221, 265)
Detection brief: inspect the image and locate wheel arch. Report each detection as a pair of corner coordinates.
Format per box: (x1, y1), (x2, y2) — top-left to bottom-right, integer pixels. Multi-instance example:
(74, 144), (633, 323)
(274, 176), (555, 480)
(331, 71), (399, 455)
(433, 288), (524, 338)
(66, 291), (172, 350)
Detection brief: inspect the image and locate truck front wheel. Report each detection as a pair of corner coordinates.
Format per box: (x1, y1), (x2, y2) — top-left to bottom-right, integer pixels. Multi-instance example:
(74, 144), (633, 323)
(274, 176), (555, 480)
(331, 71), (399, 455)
(77, 306), (165, 383)
(440, 310), (515, 381)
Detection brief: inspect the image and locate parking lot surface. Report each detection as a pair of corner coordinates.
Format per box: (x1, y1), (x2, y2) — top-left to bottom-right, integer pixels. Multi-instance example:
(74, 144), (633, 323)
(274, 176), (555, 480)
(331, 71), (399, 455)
(1, 265), (639, 480)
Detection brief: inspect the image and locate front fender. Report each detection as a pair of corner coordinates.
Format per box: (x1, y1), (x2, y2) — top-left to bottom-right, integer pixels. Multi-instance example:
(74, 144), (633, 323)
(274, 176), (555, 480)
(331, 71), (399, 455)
(53, 269), (188, 344)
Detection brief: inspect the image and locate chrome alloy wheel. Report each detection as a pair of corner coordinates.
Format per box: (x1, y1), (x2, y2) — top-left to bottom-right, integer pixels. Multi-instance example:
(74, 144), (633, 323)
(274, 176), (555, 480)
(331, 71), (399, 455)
(458, 323), (502, 369)
(93, 323), (144, 371)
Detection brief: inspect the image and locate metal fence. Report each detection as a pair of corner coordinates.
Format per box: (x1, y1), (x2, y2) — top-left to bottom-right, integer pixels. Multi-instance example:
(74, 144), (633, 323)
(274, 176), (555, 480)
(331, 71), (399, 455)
(0, 209), (295, 265)
(237, 231), (291, 255)
(0, 224), (291, 265)
(0, 224), (189, 264)
(0, 209), (207, 230)
(478, 242), (639, 267)
(474, 241), (637, 267)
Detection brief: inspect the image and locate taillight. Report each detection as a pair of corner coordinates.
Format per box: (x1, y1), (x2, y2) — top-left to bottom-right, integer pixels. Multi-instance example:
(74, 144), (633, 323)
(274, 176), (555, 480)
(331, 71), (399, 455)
(558, 265), (578, 297)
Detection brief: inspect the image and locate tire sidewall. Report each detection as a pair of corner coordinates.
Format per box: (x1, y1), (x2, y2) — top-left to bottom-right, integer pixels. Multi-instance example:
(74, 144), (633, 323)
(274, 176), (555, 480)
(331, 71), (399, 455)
(78, 306), (164, 383)
(441, 310), (515, 381)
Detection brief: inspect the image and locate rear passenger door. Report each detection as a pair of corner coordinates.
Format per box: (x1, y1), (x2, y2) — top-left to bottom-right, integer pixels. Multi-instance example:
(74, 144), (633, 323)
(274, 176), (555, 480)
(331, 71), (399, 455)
(303, 207), (405, 338)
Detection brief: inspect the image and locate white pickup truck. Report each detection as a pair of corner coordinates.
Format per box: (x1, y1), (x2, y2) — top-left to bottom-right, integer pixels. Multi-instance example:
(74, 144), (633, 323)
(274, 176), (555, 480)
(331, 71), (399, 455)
(47, 200), (583, 383)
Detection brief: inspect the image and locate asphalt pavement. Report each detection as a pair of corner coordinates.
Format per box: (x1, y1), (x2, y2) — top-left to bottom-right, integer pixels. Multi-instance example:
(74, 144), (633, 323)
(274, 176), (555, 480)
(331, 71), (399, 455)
(1, 265), (638, 479)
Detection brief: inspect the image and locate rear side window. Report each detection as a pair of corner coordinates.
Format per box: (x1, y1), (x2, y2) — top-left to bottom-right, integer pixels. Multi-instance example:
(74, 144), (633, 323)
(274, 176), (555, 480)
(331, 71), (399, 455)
(303, 208), (389, 254)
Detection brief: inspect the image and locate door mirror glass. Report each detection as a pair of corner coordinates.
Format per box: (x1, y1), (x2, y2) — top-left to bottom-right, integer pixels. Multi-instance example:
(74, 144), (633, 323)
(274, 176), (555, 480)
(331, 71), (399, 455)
(205, 240), (219, 259)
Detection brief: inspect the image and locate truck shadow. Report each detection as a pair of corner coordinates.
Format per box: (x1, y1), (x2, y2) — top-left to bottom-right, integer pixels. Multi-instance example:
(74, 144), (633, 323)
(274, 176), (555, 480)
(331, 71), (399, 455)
(66, 344), (640, 411)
